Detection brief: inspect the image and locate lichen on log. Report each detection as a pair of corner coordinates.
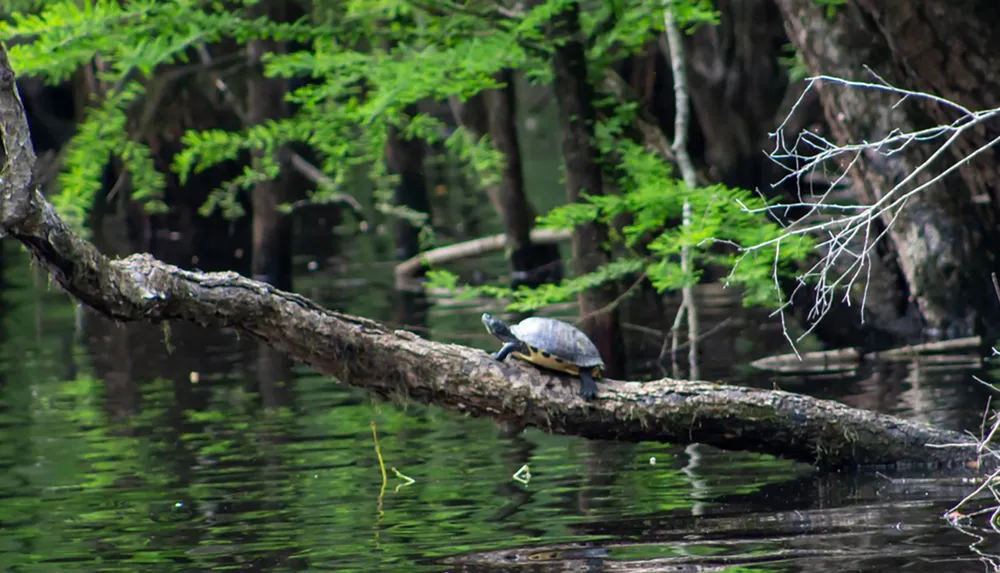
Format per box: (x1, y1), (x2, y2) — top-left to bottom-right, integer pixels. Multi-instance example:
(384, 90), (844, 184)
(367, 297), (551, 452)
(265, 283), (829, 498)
(0, 43), (979, 470)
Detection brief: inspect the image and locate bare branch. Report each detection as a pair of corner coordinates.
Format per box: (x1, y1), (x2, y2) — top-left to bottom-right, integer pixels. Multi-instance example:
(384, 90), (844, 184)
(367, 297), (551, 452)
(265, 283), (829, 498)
(732, 71), (1000, 351)
(600, 70), (680, 168)
(394, 228), (570, 287)
(284, 150), (367, 220)
(664, 1), (700, 379)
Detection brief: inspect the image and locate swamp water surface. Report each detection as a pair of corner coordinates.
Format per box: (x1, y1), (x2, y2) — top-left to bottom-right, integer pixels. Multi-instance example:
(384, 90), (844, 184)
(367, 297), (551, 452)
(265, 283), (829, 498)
(0, 239), (999, 573)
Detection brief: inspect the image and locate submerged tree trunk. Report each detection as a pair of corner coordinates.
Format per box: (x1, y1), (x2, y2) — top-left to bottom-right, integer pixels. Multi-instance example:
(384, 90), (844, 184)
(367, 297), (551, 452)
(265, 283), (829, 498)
(0, 47), (981, 469)
(544, 1), (625, 378)
(247, 35), (293, 290)
(485, 69), (563, 288)
(386, 110), (430, 261)
(448, 70), (563, 288)
(775, 0), (1000, 341)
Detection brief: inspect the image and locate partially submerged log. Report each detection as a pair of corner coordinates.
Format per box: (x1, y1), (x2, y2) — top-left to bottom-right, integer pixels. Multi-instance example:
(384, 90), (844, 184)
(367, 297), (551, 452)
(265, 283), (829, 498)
(751, 336), (985, 373)
(0, 44), (979, 469)
(394, 228), (570, 287)
(878, 336), (983, 360)
(751, 347), (860, 374)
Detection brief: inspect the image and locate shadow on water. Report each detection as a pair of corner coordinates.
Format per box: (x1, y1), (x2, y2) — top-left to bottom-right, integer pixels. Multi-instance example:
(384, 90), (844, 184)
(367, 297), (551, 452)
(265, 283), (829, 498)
(1, 231), (999, 572)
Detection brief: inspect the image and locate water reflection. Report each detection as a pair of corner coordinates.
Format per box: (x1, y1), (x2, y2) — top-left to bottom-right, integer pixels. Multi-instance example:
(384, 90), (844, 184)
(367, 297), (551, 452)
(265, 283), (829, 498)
(0, 243), (997, 572)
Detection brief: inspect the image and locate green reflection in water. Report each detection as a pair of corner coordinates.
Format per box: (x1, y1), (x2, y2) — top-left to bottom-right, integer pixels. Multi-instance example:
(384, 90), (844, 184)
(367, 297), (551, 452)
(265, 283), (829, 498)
(0, 244), (804, 572)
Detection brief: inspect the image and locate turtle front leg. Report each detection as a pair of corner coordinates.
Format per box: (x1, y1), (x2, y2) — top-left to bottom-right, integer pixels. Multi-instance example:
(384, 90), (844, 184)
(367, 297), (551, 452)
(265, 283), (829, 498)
(492, 342), (519, 361)
(578, 369), (598, 400)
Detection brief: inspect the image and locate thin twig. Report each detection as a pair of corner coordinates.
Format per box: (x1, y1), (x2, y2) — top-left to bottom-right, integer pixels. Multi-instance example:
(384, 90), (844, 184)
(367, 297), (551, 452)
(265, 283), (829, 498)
(730, 69), (1000, 353)
(284, 151), (367, 220)
(575, 272), (647, 326)
(657, 317), (734, 377)
(668, 298), (686, 379)
(197, 44), (249, 123)
(370, 420), (387, 537)
(672, 317), (734, 353)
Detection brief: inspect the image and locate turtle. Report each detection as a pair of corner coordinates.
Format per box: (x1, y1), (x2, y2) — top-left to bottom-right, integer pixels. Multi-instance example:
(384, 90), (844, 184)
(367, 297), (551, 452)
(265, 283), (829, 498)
(481, 313), (604, 400)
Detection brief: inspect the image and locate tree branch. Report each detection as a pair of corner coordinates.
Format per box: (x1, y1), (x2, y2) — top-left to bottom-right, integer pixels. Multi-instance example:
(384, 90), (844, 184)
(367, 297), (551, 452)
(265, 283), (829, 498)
(0, 43), (979, 470)
(742, 70), (1000, 351)
(283, 150), (368, 220)
(664, 3), (701, 380)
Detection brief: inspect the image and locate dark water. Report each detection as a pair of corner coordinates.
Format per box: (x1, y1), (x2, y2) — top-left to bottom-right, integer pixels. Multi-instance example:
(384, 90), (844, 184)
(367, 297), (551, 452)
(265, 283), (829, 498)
(1, 233), (999, 573)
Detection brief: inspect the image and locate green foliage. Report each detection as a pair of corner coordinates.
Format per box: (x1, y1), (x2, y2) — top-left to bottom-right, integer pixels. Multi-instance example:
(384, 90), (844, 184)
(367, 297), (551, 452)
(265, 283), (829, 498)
(0, 0), (715, 227)
(813, 0), (846, 19)
(779, 42), (809, 83)
(2, 0), (803, 315)
(0, 0), (315, 226)
(428, 138), (812, 312)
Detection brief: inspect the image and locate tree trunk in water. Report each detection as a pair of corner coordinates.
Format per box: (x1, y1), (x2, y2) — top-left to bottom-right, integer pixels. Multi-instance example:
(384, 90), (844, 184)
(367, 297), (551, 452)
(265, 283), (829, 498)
(386, 108), (430, 261)
(247, 7), (292, 290)
(256, 341), (293, 409)
(448, 71), (563, 288)
(775, 0), (1000, 341)
(485, 69), (563, 288)
(546, 1), (625, 377)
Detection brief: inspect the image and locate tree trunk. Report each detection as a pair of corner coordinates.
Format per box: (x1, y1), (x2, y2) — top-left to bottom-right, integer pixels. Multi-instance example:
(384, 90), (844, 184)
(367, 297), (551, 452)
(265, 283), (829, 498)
(386, 109), (430, 261)
(775, 0), (1000, 341)
(448, 71), (563, 288)
(485, 69), (563, 288)
(544, 0), (625, 378)
(247, 7), (292, 290)
(0, 41), (980, 471)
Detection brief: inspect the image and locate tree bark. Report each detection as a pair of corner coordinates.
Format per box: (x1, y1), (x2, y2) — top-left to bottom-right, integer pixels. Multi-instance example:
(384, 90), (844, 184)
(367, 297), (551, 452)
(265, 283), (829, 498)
(775, 0), (1000, 341)
(0, 40), (979, 471)
(544, 0), (625, 378)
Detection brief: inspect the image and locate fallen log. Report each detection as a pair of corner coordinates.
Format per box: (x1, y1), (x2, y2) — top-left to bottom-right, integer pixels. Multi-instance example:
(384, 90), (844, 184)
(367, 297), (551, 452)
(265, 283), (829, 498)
(393, 227), (571, 287)
(0, 44), (978, 469)
(751, 337), (985, 373)
(750, 347), (860, 374)
(878, 336), (983, 360)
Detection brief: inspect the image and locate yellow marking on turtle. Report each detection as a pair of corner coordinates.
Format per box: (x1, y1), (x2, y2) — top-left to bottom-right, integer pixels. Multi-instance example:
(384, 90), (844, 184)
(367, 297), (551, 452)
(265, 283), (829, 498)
(511, 347), (605, 380)
(512, 349), (581, 375)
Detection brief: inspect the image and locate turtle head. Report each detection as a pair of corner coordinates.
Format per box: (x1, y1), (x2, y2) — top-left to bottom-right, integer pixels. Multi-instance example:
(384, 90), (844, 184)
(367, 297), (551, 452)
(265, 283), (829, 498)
(482, 313), (517, 343)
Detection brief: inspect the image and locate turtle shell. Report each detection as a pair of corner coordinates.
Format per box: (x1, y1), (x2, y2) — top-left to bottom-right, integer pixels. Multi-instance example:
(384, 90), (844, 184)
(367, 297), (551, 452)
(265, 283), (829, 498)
(511, 317), (604, 368)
